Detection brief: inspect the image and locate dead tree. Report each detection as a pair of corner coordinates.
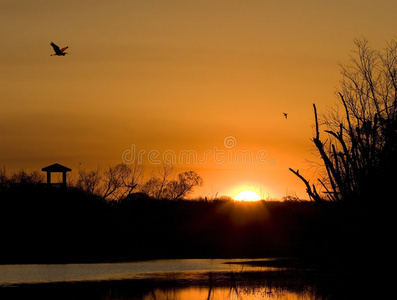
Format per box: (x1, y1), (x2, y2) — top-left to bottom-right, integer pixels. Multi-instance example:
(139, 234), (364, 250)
(290, 38), (397, 202)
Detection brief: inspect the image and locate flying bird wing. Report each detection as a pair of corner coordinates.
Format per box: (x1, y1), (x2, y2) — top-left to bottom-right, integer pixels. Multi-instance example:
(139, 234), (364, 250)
(60, 46), (68, 53)
(50, 42), (62, 54)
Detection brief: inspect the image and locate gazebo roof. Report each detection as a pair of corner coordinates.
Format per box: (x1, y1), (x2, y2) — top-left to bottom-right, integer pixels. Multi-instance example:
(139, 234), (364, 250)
(42, 163), (71, 172)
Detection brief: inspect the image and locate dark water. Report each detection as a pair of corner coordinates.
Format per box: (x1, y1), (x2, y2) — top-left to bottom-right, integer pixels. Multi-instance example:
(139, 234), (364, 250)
(0, 259), (383, 299)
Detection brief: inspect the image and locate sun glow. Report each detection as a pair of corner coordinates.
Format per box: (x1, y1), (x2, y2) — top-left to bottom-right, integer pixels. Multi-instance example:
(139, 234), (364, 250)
(234, 190), (262, 202)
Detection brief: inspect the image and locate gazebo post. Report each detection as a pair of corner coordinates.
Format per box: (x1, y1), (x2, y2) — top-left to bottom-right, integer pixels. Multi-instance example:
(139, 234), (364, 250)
(62, 171), (67, 187)
(46, 171), (51, 187)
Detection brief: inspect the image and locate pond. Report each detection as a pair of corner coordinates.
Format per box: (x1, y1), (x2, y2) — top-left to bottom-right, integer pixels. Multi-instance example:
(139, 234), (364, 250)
(0, 258), (374, 299)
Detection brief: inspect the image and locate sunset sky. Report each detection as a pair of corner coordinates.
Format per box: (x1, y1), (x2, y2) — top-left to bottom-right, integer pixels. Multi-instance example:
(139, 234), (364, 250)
(1, 0), (397, 199)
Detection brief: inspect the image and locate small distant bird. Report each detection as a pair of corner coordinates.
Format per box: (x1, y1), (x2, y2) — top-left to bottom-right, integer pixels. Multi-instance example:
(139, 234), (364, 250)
(50, 42), (68, 56)
(283, 112), (288, 119)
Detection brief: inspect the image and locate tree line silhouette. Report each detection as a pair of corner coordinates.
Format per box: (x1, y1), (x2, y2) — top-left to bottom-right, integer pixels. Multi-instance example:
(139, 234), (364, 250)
(76, 163), (203, 202)
(0, 162), (203, 203)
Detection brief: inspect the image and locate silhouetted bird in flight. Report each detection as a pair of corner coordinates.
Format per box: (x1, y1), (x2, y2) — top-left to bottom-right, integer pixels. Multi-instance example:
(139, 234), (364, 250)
(283, 112), (288, 119)
(50, 42), (68, 56)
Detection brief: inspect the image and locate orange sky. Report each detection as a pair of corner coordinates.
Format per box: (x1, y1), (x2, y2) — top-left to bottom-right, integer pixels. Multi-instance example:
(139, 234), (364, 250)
(1, 0), (397, 199)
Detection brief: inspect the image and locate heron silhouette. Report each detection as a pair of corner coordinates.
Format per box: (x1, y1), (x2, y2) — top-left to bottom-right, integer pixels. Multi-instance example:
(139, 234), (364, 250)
(283, 112), (288, 119)
(50, 42), (68, 56)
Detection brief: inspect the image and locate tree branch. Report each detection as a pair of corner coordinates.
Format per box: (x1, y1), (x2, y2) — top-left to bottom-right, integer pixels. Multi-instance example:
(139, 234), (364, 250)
(289, 168), (322, 202)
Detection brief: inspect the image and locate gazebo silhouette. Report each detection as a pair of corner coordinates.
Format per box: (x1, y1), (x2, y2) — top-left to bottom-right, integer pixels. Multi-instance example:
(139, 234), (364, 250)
(42, 163), (71, 188)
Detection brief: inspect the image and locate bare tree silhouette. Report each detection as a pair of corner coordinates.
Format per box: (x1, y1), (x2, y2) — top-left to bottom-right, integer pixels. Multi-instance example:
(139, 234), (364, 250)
(291, 38), (397, 202)
(77, 167), (103, 195)
(76, 163), (144, 201)
(163, 171), (203, 200)
(140, 164), (203, 200)
(140, 163), (174, 199)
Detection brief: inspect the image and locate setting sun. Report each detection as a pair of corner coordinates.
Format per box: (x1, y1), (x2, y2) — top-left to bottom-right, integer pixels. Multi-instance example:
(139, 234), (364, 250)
(234, 190), (262, 202)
